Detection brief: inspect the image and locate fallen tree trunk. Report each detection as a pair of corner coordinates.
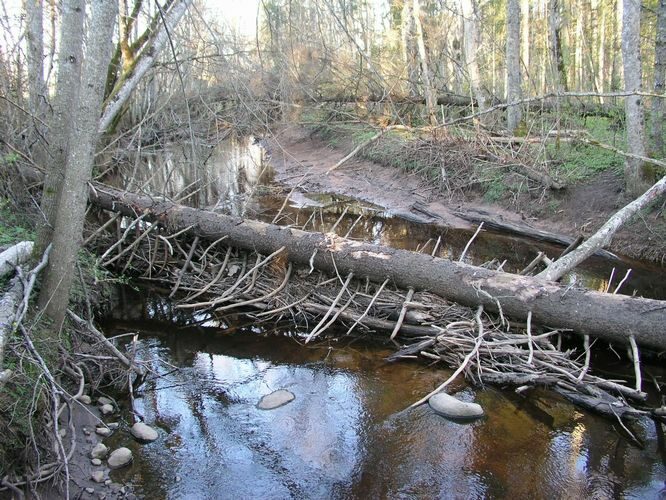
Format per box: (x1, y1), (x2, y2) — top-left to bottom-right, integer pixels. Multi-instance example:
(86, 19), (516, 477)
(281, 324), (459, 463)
(89, 183), (666, 350)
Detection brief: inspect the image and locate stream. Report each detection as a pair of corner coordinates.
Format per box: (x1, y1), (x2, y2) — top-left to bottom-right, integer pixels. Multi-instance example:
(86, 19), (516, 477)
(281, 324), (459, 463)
(102, 136), (666, 498)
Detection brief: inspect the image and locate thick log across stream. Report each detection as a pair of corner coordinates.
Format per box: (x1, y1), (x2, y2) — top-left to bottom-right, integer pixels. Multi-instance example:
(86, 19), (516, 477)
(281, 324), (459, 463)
(90, 184), (666, 350)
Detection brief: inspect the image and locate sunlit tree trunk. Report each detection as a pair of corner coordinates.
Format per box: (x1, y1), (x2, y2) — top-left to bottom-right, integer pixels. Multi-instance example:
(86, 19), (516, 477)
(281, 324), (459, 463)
(622, 0), (649, 197)
(549, 0), (567, 91)
(520, 0), (530, 86)
(412, 0), (437, 125)
(39, 0), (118, 327)
(611, 0), (624, 90)
(23, 0), (44, 117)
(506, 0), (522, 132)
(651, 0), (666, 155)
(461, 0), (486, 112)
(35, 0), (85, 256)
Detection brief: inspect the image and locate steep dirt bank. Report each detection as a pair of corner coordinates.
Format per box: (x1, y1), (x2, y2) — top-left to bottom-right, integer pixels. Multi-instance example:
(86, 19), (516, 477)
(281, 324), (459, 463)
(265, 125), (665, 264)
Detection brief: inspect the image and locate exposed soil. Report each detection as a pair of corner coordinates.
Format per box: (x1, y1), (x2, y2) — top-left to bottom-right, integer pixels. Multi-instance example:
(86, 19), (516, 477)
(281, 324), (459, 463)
(266, 125), (666, 265)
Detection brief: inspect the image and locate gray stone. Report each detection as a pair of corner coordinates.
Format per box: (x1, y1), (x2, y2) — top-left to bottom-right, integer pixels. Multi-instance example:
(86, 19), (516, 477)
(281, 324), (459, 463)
(97, 397), (113, 406)
(100, 404), (114, 416)
(90, 443), (108, 459)
(58, 428), (67, 438)
(79, 395), (92, 405)
(91, 458), (102, 466)
(257, 389), (295, 410)
(107, 422), (119, 430)
(107, 447), (133, 469)
(130, 422), (158, 442)
(428, 392), (484, 420)
(91, 471), (105, 483)
(96, 426), (112, 437)
(85, 487), (95, 494)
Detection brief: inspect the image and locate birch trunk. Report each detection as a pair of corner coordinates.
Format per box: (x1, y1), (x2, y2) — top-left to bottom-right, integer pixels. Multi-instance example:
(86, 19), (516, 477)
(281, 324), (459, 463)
(506, 0), (522, 132)
(39, 0), (118, 326)
(622, 0), (649, 197)
(412, 0), (437, 126)
(461, 0), (487, 112)
(651, 0), (666, 156)
(35, 0), (85, 255)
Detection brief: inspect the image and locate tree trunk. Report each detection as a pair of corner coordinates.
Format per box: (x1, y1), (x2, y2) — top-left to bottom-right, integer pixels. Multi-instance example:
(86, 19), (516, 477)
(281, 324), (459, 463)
(39, 0), (118, 327)
(89, 184), (666, 350)
(652, 0), (666, 156)
(506, 0), (522, 132)
(35, 0), (85, 256)
(23, 0), (44, 117)
(549, 0), (568, 91)
(412, 0), (437, 126)
(461, 0), (487, 112)
(622, 0), (650, 197)
(520, 0), (529, 85)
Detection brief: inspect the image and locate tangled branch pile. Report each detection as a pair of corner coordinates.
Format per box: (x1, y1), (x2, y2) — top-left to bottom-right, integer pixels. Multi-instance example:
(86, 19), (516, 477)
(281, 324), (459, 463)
(88, 210), (649, 420)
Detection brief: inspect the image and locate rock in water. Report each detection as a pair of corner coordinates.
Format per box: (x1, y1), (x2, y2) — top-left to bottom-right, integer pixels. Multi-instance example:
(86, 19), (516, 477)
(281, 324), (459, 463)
(90, 443), (108, 459)
(107, 447), (133, 469)
(100, 403), (114, 416)
(257, 390), (295, 410)
(130, 422), (159, 442)
(91, 471), (105, 483)
(428, 392), (484, 420)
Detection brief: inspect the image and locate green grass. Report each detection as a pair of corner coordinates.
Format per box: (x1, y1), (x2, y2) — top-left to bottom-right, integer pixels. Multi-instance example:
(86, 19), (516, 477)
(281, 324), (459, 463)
(0, 198), (35, 247)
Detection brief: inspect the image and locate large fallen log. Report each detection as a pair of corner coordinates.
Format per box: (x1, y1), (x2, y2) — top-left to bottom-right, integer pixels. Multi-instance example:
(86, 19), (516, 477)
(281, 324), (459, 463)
(89, 183), (666, 350)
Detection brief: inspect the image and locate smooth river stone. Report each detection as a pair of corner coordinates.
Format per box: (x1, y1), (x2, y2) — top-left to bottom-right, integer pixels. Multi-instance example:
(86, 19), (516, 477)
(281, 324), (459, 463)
(257, 390), (295, 410)
(130, 422), (159, 442)
(107, 447), (133, 469)
(428, 392), (484, 419)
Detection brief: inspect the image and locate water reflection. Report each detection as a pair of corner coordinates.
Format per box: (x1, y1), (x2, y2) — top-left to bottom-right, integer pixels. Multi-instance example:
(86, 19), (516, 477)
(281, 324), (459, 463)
(102, 305), (665, 499)
(116, 136), (666, 298)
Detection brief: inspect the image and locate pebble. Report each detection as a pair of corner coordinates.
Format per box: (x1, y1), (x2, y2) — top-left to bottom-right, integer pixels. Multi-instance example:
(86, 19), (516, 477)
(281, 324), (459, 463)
(85, 487), (95, 494)
(90, 443), (108, 459)
(100, 404), (114, 416)
(428, 392), (484, 420)
(257, 389), (295, 410)
(107, 447), (133, 469)
(96, 426), (113, 437)
(91, 471), (105, 483)
(80, 395), (92, 405)
(97, 396), (113, 406)
(91, 458), (102, 466)
(130, 422), (159, 442)
(58, 428), (67, 438)
(104, 480), (112, 486)
(107, 422), (120, 430)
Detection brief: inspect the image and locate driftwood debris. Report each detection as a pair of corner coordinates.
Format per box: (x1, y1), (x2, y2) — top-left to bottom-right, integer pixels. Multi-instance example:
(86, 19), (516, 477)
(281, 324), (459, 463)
(88, 183), (666, 350)
(83, 187), (655, 419)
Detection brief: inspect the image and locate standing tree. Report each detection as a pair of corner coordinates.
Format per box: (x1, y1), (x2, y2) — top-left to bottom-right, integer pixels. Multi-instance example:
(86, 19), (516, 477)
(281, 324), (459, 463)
(39, 0), (119, 327)
(506, 0), (522, 132)
(412, 0), (437, 125)
(622, 0), (649, 196)
(652, 0), (666, 156)
(461, 0), (487, 112)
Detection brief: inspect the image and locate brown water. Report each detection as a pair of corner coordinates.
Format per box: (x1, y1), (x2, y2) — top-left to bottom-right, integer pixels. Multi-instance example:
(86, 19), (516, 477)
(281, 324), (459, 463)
(113, 135), (666, 299)
(103, 136), (666, 498)
(102, 291), (666, 499)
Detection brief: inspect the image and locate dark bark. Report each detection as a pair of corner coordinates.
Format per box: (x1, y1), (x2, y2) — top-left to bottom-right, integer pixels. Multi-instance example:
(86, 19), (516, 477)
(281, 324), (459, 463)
(89, 184), (666, 350)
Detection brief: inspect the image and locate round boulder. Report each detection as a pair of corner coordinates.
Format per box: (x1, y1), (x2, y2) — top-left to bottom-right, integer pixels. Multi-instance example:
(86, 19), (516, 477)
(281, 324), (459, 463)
(107, 447), (133, 469)
(428, 392), (484, 420)
(130, 422), (159, 442)
(90, 443), (108, 459)
(257, 389), (295, 410)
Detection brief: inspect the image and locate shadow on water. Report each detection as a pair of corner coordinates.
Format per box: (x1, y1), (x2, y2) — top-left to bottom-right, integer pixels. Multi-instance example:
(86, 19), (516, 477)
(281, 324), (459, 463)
(113, 135), (666, 299)
(101, 290), (666, 499)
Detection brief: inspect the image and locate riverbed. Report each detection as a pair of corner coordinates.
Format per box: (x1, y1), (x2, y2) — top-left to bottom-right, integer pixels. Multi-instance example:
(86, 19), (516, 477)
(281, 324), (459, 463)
(99, 134), (666, 498)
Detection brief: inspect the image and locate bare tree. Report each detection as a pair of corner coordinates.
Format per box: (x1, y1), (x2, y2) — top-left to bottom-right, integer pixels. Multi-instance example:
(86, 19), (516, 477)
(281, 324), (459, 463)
(39, 0), (119, 326)
(652, 0), (666, 155)
(622, 0), (649, 196)
(35, 0), (85, 256)
(461, 0), (486, 111)
(412, 0), (437, 125)
(506, 0), (522, 131)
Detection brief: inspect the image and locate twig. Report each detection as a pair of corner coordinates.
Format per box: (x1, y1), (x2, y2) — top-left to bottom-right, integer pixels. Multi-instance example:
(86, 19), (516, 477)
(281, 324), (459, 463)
(459, 222), (484, 262)
(628, 335), (642, 393)
(390, 288), (415, 340)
